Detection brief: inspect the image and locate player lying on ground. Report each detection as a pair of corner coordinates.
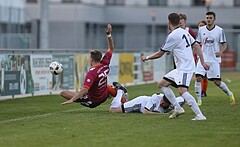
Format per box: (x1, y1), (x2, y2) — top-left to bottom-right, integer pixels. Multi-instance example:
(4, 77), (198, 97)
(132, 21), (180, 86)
(109, 82), (184, 114)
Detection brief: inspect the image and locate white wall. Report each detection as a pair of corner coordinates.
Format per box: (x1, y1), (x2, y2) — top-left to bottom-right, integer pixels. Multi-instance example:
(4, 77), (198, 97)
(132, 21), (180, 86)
(0, 0), (25, 23)
(73, 0), (235, 7)
(82, 0), (105, 5)
(211, 0), (233, 6)
(0, 0), (25, 8)
(168, 0), (191, 6)
(125, 0), (147, 6)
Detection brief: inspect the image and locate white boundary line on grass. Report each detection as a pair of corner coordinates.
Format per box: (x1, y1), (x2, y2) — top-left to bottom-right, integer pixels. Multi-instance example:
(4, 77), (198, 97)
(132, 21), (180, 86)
(0, 107), (89, 124)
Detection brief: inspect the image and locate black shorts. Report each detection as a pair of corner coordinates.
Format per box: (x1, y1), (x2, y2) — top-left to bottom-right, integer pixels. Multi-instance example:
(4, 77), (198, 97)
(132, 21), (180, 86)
(75, 94), (108, 108)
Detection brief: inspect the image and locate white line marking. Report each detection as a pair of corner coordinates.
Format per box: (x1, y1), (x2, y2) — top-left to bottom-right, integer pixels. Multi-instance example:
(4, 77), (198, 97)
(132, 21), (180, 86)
(0, 107), (89, 124)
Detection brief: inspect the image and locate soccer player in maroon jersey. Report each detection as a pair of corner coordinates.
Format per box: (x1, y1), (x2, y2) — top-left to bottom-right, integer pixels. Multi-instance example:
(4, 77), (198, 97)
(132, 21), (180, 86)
(179, 13), (198, 63)
(61, 24), (116, 108)
(179, 13), (196, 39)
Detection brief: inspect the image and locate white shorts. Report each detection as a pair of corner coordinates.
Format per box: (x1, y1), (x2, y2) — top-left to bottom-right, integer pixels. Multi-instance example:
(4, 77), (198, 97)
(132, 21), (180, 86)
(164, 69), (193, 88)
(195, 61), (221, 80)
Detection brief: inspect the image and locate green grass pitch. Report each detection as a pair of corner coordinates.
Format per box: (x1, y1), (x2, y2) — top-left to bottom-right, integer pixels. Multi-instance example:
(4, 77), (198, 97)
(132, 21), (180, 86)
(0, 72), (239, 147)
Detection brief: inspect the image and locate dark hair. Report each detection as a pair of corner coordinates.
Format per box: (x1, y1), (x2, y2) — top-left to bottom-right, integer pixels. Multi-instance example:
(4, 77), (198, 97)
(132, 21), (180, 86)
(90, 50), (102, 62)
(197, 20), (207, 26)
(168, 13), (180, 26)
(161, 95), (171, 109)
(179, 13), (187, 20)
(162, 95), (171, 105)
(206, 11), (216, 19)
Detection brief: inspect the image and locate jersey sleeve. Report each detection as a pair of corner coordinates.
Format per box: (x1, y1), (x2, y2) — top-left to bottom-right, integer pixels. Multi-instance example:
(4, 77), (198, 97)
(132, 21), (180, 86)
(144, 98), (155, 111)
(220, 29), (227, 43)
(161, 35), (175, 53)
(144, 94), (159, 111)
(83, 71), (94, 89)
(196, 28), (202, 43)
(100, 50), (112, 65)
(188, 33), (196, 45)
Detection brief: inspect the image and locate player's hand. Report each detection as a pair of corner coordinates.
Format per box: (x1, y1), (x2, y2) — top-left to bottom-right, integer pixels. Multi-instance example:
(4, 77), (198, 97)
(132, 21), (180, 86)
(215, 51), (223, 57)
(202, 63), (210, 70)
(105, 24), (112, 35)
(141, 55), (148, 62)
(61, 99), (73, 105)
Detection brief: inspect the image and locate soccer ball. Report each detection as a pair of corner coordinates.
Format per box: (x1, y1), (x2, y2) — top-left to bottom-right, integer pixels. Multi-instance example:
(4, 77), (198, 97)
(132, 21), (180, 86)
(49, 61), (63, 75)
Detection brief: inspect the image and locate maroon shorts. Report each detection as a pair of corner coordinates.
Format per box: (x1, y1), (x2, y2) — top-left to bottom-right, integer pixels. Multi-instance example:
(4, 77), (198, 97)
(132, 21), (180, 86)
(75, 94), (108, 108)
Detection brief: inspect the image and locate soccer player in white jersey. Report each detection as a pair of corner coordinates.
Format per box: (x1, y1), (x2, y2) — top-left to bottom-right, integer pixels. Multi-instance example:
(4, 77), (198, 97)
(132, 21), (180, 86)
(194, 11), (236, 106)
(109, 82), (185, 114)
(141, 13), (209, 121)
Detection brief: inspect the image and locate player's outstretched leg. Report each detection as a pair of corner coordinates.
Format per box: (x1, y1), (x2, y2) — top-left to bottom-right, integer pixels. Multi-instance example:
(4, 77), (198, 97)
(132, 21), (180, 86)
(113, 82), (128, 103)
(182, 91), (207, 121)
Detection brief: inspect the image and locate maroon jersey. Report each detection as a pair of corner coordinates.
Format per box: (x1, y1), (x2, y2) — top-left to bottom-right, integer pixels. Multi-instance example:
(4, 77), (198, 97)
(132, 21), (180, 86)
(185, 27), (198, 62)
(83, 50), (112, 103)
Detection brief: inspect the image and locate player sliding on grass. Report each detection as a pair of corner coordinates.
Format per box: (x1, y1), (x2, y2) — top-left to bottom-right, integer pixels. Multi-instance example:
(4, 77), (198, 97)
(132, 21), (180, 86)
(141, 13), (209, 120)
(60, 24), (117, 108)
(109, 82), (185, 114)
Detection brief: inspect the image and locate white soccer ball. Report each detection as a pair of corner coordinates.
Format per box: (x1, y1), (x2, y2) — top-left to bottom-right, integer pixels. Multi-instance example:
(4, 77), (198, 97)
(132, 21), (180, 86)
(49, 61), (63, 75)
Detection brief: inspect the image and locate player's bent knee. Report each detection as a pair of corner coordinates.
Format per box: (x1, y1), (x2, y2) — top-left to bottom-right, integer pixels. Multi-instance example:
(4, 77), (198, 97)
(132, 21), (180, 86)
(195, 74), (203, 81)
(213, 80), (221, 86)
(178, 89), (187, 96)
(60, 90), (66, 97)
(157, 82), (164, 88)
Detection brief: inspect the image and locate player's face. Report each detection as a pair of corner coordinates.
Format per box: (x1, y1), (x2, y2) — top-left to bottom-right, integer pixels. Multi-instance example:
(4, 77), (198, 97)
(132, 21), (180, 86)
(168, 21), (171, 30)
(179, 18), (186, 28)
(206, 14), (215, 26)
(198, 22), (205, 28)
(89, 55), (93, 66)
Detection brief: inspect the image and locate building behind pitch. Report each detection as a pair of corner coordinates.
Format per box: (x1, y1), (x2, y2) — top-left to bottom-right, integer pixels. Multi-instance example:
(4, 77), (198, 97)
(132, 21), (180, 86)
(1, 0), (240, 70)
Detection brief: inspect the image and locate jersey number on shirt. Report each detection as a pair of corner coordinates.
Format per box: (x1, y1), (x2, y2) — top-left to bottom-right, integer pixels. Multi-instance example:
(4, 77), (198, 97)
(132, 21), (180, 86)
(182, 34), (190, 48)
(98, 69), (109, 86)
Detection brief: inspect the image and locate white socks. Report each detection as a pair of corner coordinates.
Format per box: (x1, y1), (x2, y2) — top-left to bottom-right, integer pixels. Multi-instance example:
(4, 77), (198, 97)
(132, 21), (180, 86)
(161, 87), (182, 110)
(219, 81), (231, 96)
(182, 92), (204, 116)
(195, 81), (202, 103)
(110, 90), (123, 108)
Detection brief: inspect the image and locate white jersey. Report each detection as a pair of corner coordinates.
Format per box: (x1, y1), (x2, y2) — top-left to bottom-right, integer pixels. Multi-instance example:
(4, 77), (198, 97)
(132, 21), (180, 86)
(196, 25), (226, 63)
(161, 27), (196, 72)
(123, 93), (184, 114)
(123, 94), (164, 113)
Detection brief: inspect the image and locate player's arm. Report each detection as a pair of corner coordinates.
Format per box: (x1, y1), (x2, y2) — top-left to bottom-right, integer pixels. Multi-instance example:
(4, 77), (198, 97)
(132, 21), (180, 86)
(215, 42), (227, 57)
(142, 34), (174, 62)
(193, 42), (209, 70)
(141, 50), (165, 62)
(61, 87), (88, 105)
(105, 24), (114, 52)
(143, 108), (167, 115)
(216, 29), (227, 57)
